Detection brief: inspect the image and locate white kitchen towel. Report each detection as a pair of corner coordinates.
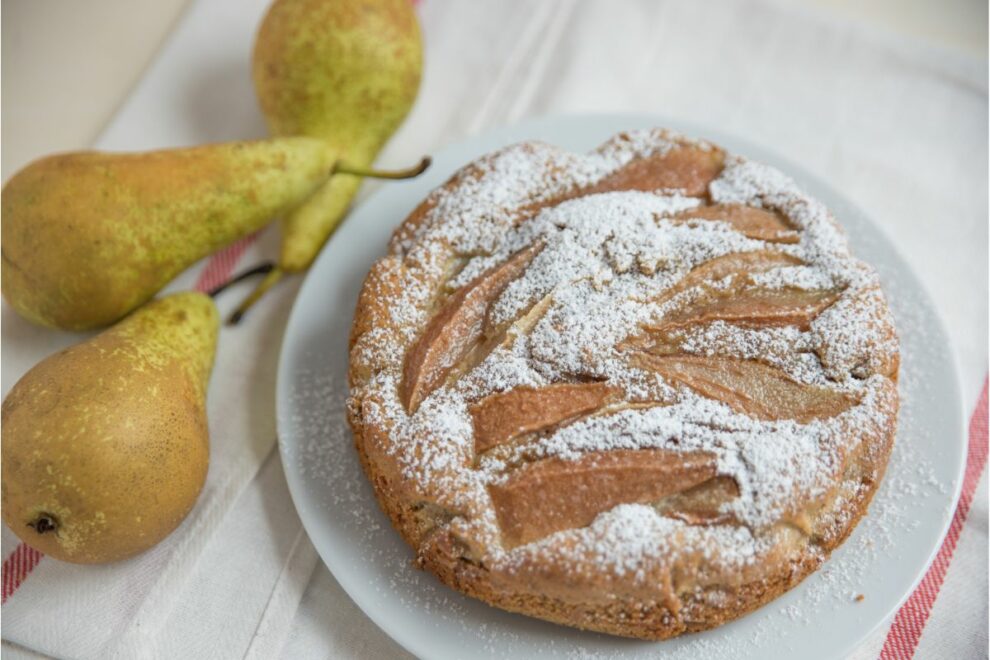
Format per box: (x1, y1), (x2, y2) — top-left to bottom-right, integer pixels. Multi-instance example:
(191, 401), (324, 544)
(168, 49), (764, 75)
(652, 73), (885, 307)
(2, 0), (986, 658)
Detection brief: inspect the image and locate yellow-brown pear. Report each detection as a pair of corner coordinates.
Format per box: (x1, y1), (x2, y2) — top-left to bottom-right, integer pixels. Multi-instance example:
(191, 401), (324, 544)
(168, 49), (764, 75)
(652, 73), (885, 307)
(229, 0), (425, 321)
(2, 137), (337, 330)
(1, 292), (218, 563)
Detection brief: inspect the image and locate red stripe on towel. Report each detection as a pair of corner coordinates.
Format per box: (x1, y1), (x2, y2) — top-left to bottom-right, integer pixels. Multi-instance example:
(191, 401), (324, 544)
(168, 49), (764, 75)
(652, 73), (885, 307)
(879, 377), (989, 659)
(2, 544), (42, 604)
(193, 234), (259, 293)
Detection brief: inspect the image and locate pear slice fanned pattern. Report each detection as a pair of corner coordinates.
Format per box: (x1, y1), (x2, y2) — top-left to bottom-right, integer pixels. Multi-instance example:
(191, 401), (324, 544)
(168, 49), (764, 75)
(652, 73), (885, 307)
(348, 128), (899, 639)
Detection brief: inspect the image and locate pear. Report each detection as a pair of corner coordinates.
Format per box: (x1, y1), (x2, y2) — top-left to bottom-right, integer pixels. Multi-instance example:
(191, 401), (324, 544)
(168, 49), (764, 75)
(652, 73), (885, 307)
(232, 0), (424, 321)
(1, 292), (218, 564)
(2, 137), (337, 330)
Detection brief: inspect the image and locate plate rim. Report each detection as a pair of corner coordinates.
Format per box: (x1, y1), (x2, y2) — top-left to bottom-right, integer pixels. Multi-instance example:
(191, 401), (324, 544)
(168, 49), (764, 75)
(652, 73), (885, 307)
(275, 112), (967, 659)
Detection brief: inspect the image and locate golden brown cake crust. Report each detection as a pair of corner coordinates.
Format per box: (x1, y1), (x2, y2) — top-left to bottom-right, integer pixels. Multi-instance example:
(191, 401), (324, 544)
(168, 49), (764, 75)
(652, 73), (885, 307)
(346, 129), (899, 640)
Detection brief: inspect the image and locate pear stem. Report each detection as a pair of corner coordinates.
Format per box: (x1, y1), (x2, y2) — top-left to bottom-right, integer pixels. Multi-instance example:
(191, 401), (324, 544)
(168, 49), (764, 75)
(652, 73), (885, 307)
(332, 156), (431, 180)
(226, 267), (284, 325)
(219, 157), (429, 326)
(207, 262), (275, 298)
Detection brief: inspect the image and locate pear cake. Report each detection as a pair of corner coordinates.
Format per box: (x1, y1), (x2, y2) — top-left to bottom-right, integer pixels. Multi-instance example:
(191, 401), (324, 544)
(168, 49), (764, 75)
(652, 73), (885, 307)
(346, 128), (899, 640)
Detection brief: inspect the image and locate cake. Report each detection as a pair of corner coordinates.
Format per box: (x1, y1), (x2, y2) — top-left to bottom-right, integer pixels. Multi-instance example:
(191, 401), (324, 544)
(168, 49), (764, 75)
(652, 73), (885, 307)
(346, 128), (899, 639)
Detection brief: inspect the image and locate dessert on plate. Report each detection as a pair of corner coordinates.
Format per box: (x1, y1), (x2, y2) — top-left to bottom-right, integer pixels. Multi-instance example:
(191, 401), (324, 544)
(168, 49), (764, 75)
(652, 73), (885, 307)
(346, 128), (899, 639)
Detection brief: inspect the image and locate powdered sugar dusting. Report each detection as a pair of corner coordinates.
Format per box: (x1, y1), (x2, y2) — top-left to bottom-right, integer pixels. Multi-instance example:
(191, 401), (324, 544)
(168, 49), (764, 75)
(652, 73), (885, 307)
(278, 124), (966, 659)
(345, 127), (903, 627)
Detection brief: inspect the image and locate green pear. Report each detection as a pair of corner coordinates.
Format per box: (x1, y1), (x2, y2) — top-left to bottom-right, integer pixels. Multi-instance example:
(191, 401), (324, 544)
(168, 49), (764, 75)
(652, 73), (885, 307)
(1, 292), (218, 564)
(2, 137), (338, 330)
(233, 0), (423, 320)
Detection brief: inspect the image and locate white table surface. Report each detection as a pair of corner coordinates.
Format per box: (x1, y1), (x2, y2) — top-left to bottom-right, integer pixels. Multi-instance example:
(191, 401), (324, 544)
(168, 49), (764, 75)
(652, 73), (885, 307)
(2, 0), (985, 183)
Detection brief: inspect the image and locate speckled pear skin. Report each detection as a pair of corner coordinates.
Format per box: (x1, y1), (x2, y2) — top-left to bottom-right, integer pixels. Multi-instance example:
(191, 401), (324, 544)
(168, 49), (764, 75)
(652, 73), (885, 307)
(1, 137), (336, 330)
(252, 0), (423, 271)
(1, 292), (218, 564)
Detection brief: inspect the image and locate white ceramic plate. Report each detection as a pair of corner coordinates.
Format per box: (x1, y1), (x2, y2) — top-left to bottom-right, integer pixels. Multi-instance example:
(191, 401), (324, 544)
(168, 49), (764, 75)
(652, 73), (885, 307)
(276, 115), (965, 659)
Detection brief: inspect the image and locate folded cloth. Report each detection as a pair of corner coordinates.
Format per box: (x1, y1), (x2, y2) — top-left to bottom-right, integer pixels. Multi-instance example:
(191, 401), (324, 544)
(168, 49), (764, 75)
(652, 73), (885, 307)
(2, 0), (986, 658)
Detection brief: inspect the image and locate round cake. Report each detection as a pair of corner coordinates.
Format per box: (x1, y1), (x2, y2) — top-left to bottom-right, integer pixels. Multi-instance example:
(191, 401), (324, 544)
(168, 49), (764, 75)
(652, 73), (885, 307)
(346, 128), (899, 639)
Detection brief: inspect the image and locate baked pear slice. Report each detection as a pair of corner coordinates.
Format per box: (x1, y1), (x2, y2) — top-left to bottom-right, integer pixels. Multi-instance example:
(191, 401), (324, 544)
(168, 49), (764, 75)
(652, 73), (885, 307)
(635, 354), (858, 423)
(653, 250), (802, 305)
(586, 144), (724, 197)
(655, 285), (840, 332)
(654, 475), (741, 526)
(676, 204), (799, 243)
(489, 448), (717, 548)
(470, 382), (619, 454)
(402, 243), (542, 412)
